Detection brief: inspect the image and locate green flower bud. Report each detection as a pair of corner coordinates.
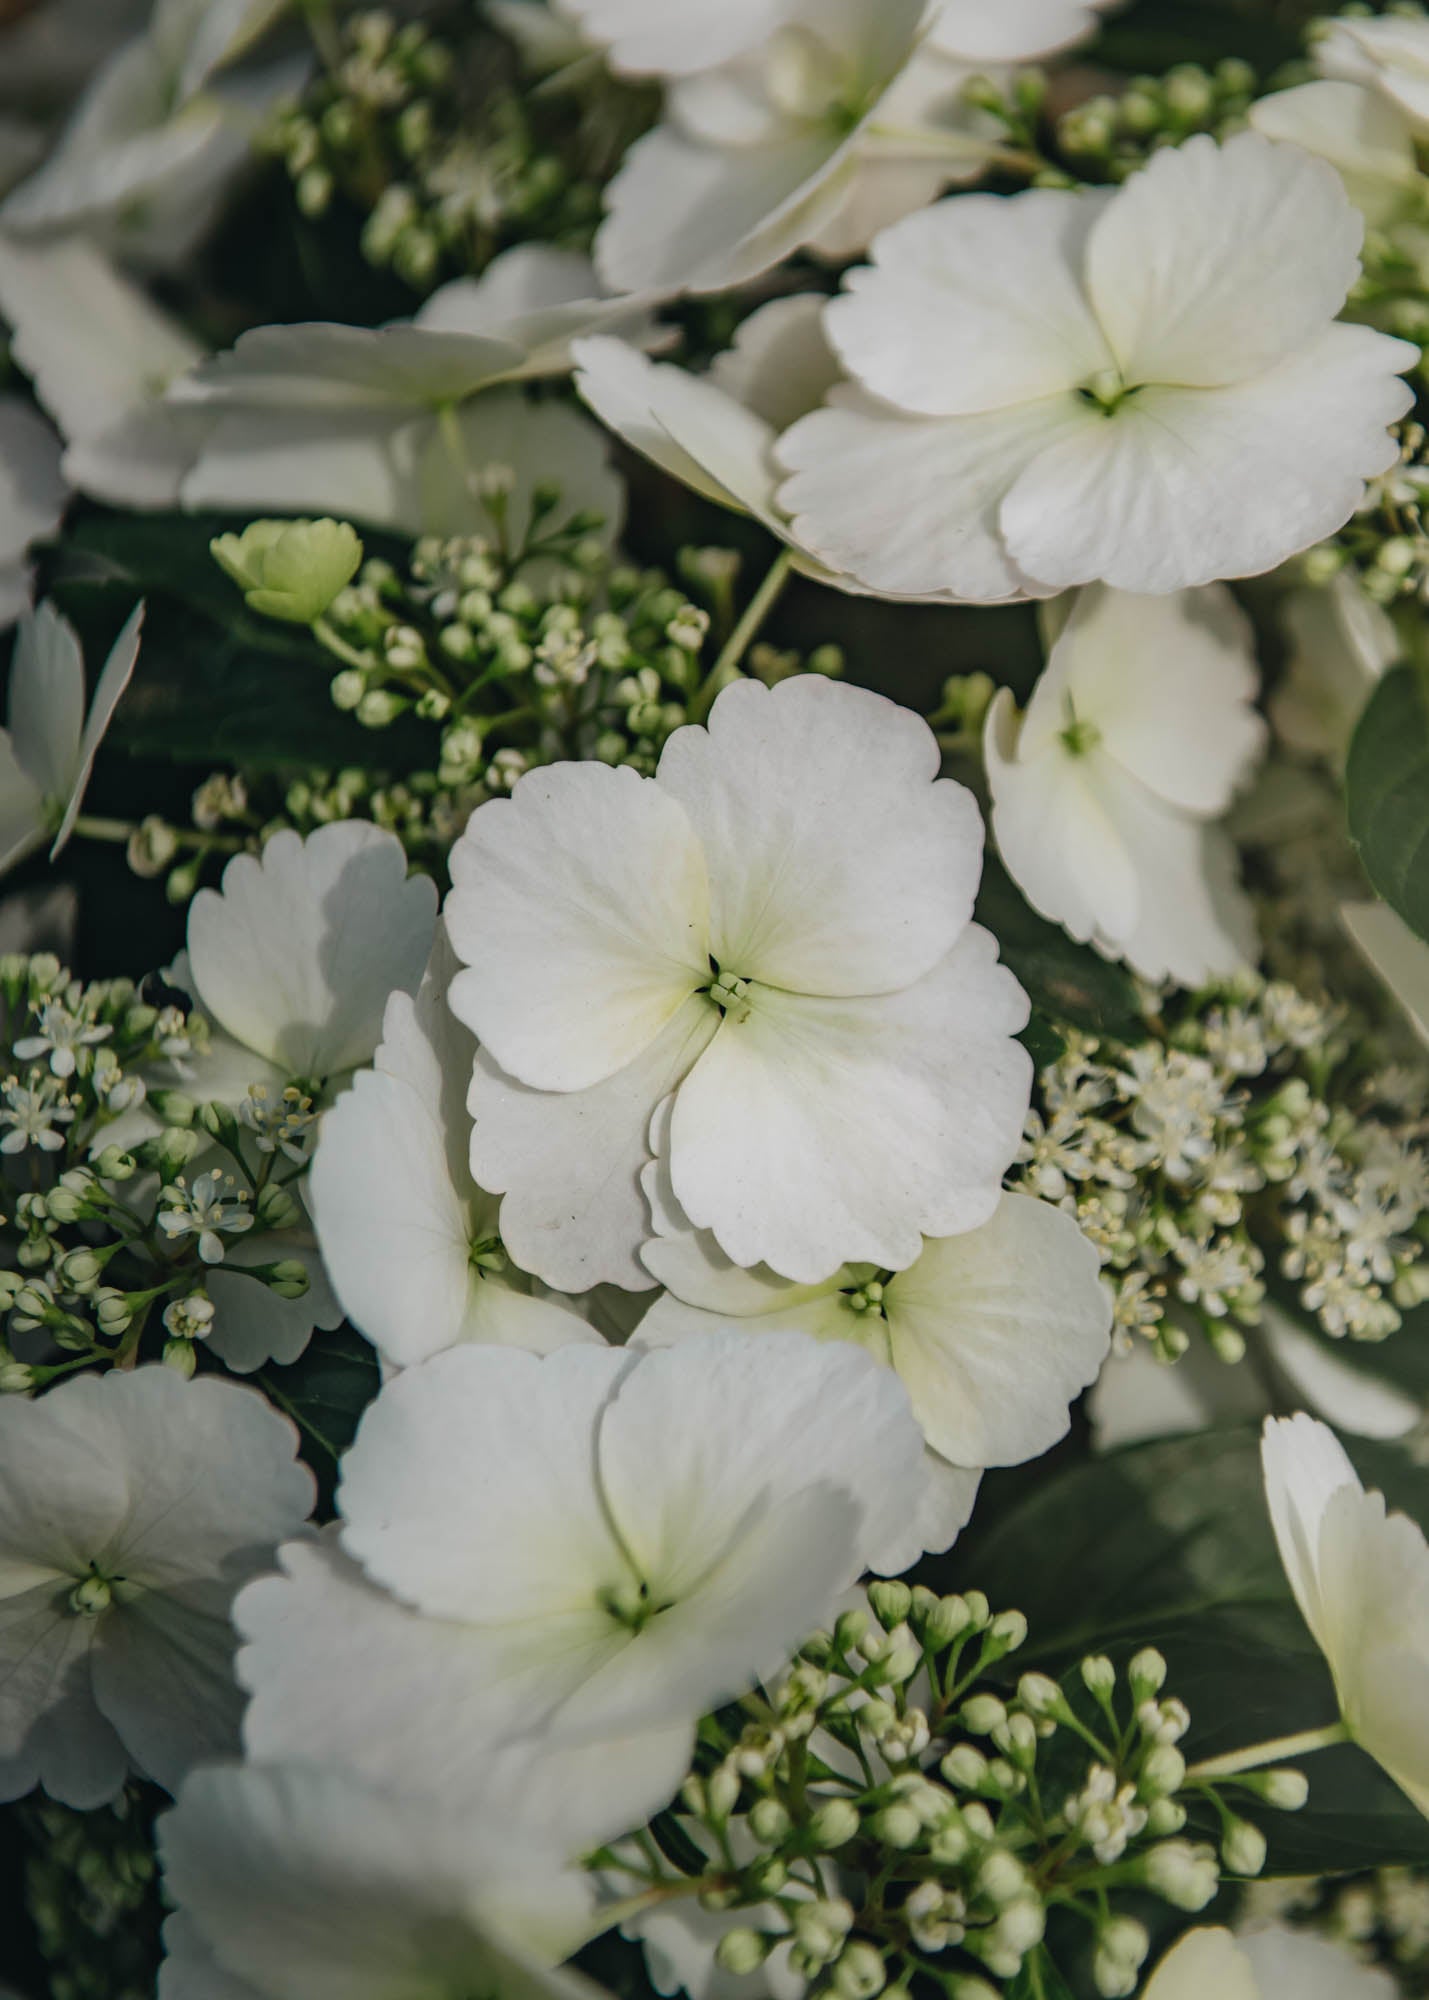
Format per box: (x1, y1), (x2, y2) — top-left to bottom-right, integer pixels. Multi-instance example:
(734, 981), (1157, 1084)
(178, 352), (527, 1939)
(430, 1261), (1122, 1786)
(256, 1183), (302, 1231)
(871, 1803), (922, 1849)
(94, 1146), (137, 1181)
(265, 1259), (311, 1300)
(68, 1573), (112, 1617)
(867, 1579), (912, 1628)
(0, 1362), (34, 1393)
(163, 1335), (198, 1378)
(1080, 1654), (1116, 1700)
(809, 1798), (861, 1849)
(1144, 1799), (1187, 1837)
(1139, 1743), (1186, 1799)
(1129, 1649), (1167, 1701)
(1221, 1819), (1267, 1877)
(1141, 1839), (1218, 1911)
(715, 1930), (771, 1977)
(832, 1942), (885, 2000)
(961, 1694), (1006, 1737)
(748, 1798), (791, 1845)
(1246, 1768), (1309, 1811)
(212, 519), (364, 624)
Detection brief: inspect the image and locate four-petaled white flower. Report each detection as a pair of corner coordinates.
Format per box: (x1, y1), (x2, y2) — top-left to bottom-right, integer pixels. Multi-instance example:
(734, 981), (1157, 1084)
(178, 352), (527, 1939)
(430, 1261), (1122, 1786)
(170, 245), (653, 539)
(639, 1190), (1111, 1570)
(985, 584), (1267, 985)
(1142, 1924), (1396, 2000)
(235, 1332), (926, 1833)
(157, 1759), (607, 2000)
(1263, 1413), (1429, 1817)
(0, 0), (301, 269)
(0, 1366), (313, 1807)
(0, 1070), (76, 1154)
(778, 133), (1416, 600)
(445, 673), (1030, 1290)
(1317, 10), (1429, 135)
(0, 599), (145, 878)
(308, 927), (599, 1370)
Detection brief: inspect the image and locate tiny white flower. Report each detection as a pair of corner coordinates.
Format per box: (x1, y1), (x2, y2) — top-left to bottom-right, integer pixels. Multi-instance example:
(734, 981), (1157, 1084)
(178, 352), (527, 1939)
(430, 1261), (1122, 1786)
(0, 599), (145, 878)
(13, 996), (111, 1077)
(778, 133), (1416, 599)
(1342, 899), (1429, 1049)
(1318, 11), (1429, 135)
(985, 584), (1266, 985)
(173, 245), (651, 538)
(1249, 79), (1420, 223)
(157, 1759), (606, 2000)
(1273, 572), (1398, 765)
(0, 0), (300, 268)
(639, 1189), (1111, 1570)
(0, 1367), (313, 1807)
(308, 927), (599, 1370)
(1262, 1413), (1429, 1817)
(158, 1167), (255, 1265)
(0, 1069), (76, 1153)
(236, 1332), (927, 1828)
(1142, 1923), (1396, 2000)
(445, 674), (1030, 1289)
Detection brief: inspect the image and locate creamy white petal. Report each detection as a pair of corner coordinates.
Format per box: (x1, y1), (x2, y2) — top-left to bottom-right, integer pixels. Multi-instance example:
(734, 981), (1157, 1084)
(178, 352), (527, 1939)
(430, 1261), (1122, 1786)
(1141, 1930), (1260, 2000)
(884, 1194), (1111, 1467)
(929, 0), (1110, 60)
(1272, 574), (1397, 763)
(777, 388), (1091, 601)
(7, 601), (85, 804)
(0, 1595), (125, 1808)
(999, 324), (1416, 593)
(707, 295), (842, 432)
(826, 187), (1112, 416)
(872, 1453), (982, 1575)
(668, 930), (1031, 1282)
(656, 675), (982, 994)
(52, 599), (145, 857)
(1319, 16), (1429, 134)
(470, 996), (719, 1293)
(562, 0), (797, 75)
(447, 762), (709, 1091)
(575, 336), (769, 510)
(172, 320), (527, 411)
(1342, 900), (1429, 1048)
(1264, 1309), (1420, 1442)
(1238, 1925), (1397, 2000)
(1026, 584), (1266, 814)
(186, 823), (437, 1079)
(1085, 132), (1363, 390)
(1261, 1413), (1361, 1664)
(1249, 80), (1418, 224)
(415, 244), (664, 373)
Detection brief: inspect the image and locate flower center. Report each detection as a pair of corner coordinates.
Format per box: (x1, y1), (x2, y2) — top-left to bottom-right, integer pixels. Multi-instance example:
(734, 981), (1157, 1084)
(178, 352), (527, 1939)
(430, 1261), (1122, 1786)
(468, 1234), (508, 1276)
(707, 963), (755, 1023)
(1060, 716), (1102, 756)
(841, 1273), (894, 1317)
(1078, 368), (1139, 417)
(67, 1566), (119, 1617)
(597, 1575), (674, 1635)
(763, 26), (868, 132)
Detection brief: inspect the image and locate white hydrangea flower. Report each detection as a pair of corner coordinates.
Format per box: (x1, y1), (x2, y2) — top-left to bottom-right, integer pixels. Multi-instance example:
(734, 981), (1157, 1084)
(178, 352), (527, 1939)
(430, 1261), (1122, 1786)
(445, 674), (1030, 1290)
(0, 1367), (313, 1808)
(172, 246), (651, 538)
(185, 821), (438, 1087)
(0, 398), (67, 627)
(1342, 900), (1429, 1049)
(1272, 572), (1398, 764)
(0, 599), (145, 877)
(0, 237), (207, 509)
(0, 0), (302, 269)
(157, 1760), (606, 2000)
(1262, 1413), (1429, 1816)
(308, 928), (599, 1370)
(639, 1189), (1111, 1570)
(593, 0), (997, 295)
(1318, 11), (1429, 135)
(985, 584), (1266, 985)
(779, 133), (1417, 599)
(236, 1331), (927, 1828)
(1142, 1923), (1396, 2000)
(1249, 79), (1420, 224)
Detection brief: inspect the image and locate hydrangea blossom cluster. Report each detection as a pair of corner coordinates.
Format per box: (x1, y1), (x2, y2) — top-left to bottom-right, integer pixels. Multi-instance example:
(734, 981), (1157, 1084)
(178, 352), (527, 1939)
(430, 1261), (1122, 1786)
(1014, 974), (1429, 1356)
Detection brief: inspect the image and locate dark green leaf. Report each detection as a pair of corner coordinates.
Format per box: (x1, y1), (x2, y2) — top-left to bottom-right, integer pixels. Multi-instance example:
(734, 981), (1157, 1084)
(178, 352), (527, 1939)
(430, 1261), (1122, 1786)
(932, 1427), (1429, 1874)
(976, 857), (1143, 1041)
(1347, 664), (1429, 947)
(256, 1325), (381, 1515)
(1093, 0), (1303, 72)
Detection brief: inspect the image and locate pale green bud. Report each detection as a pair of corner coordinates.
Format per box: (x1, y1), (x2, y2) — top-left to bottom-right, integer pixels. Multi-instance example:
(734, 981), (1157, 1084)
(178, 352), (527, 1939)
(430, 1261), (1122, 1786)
(1017, 1672), (1065, 1720)
(58, 1247), (102, 1290)
(810, 1798), (861, 1849)
(256, 1183), (302, 1230)
(1139, 1744), (1186, 1800)
(0, 1362), (34, 1392)
(706, 1763), (740, 1819)
(868, 1579), (912, 1628)
(1144, 1799), (1187, 1837)
(68, 1573), (112, 1616)
(151, 1090), (197, 1126)
(1248, 1768), (1309, 1811)
(212, 519), (364, 623)
(1222, 1819), (1267, 1877)
(95, 1146), (136, 1181)
(992, 1898), (1045, 1958)
(1128, 1649), (1167, 1702)
(716, 1931), (771, 1976)
(793, 1898), (854, 1963)
(961, 1694), (1006, 1736)
(832, 1942), (885, 2000)
(833, 1607), (869, 1653)
(871, 1803), (922, 1849)
(163, 1335), (198, 1378)
(1081, 1655), (1116, 1700)
(357, 688), (405, 728)
(331, 669), (367, 710)
(986, 1610), (1027, 1657)
(265, 1259), (311, 1300)
(977, 1850), (1027, 1905)
(1141, 1839), (1219, 1911)
(749, 1798), (791, 1845)
(1093, 1917), (1149, 1999)
(941, 1744), (989, 1791)
(920, 1593), (974, 1647)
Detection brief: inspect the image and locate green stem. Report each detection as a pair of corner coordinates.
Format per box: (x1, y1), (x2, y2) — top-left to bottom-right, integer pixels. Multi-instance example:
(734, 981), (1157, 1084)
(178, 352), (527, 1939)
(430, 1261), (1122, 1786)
(691, 548), (793, 722)
(312, 616), (377, 674)
(71, 816), (246, 857)
(1186, 1720), (1350, 1781)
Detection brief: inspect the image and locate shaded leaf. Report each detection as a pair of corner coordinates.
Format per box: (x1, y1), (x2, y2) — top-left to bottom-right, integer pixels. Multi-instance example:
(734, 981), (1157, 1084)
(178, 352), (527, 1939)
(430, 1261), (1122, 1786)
(1347, 665), (1429, 948)
(977, 856), (1144, 1040)
(256, 1324), (381, 1515)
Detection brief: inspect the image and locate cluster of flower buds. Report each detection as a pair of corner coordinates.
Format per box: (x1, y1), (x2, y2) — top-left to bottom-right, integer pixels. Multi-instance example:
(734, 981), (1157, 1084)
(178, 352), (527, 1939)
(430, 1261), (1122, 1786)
(1055, 59), (1259, 179)
(595, 1587), (1309, 2000)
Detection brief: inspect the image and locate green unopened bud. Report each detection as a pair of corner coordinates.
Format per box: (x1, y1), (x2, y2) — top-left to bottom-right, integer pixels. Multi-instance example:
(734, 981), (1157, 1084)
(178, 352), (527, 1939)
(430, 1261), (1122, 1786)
(832, 1942), (885, 2000)
(256, 1183), (302, 1231)
(1128, 1649), (1167, 1701)
(748, 1797), (791, 1845)
(706, 1763), (740, 1820)
(151, 1090), (197, 1126)
(922, 1593), (974, 1647)
(716, 1930), (771, 1976)
(810, 1798), (861, 1849)
(45, 1185), (90, 1225)
(871, 1803), (922, 1849)
(961, 1695), (1007, 1737)
(1081, 1655), (1116, 1700)
(157, 1127), (204, 1179)
(94, 1146), (137, 1181)
(212, 518), (363, 623)
(58, 1247), (103, 1290)
(163, 1335), (198, 1377)
(1141, 1839), (1218, 1911)
(198, 1100), (242, 1147)
(993, 1897), (1045, 1958)
(0, 1271), (23, 1308)
(94, 1289), (133, 1336)
(1246, 1768), (1309, 1811)
(331, 668), (367, 710)
(0, 1362), (34, 1393)
(1093, 1917), (1149, 1999)
(1139, 1744), (1186, 1800)
(977, 1850), (1028, 1905)
(868, 1579), (912, 1629)
(1144, 1799), (1187, 1837)
(985, 1610), (1027, 1657)
(357, 688), (406, 728)
(833, 1607), (869, 1654)
(1017, 1673), (1065, 1720)
(265, 1259), (311, 1300)
(1222, 1818), (1267, 1877)
(941, 1744), (989, 1791)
